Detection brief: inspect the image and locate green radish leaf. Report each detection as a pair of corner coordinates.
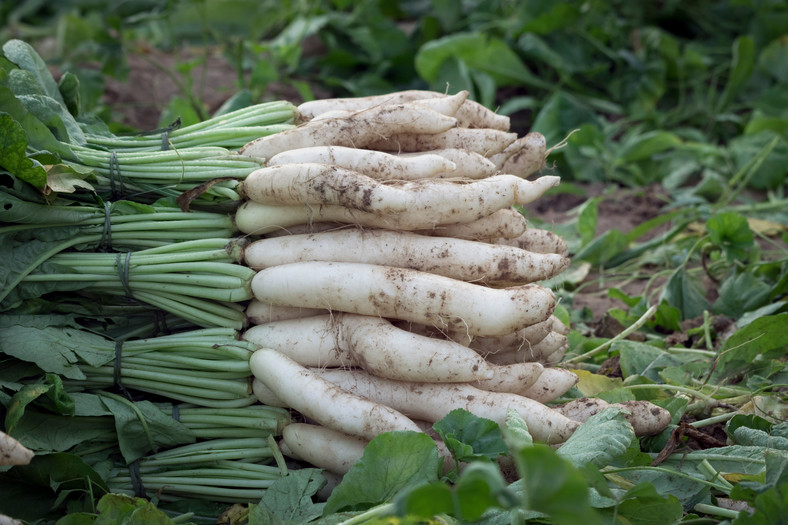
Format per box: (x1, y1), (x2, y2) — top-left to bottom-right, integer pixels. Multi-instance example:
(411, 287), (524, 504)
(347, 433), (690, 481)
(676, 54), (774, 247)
(0, 113), (47, 187)
(706, 211), (754, 261)
(574, 228), (628, 266)
(58, 71), (81, 116)
(758, 35), (788, 82)
(256, 468), (326, 524)
(659, 266), (709, 320)
(393, 482), (454, 520)
(99, 395), (195, 464)
(515, 444), (601, 524)
(556, 408), (635, 468)
(600, 483), (684, 525)
(432, 408), (507, 464)
(711, 313), (788, 382)
(713, 270), (772, 318)
(576, 197), (601, 247)
(4, 382), (53, 433)
(616, 130), (681, 164)
(0, 323), (113, 379)
(717, 35), (756, 112)
(732, 483), (788, 525)
(2, 39), (64, 105)
(92, 493), (176, 525)
(323, 431), (440, 515)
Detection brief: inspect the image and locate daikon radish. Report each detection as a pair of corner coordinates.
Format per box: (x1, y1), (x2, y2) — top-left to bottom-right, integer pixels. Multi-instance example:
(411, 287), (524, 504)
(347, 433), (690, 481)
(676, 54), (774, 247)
(555, 398), (672, 436)
(519, 367), (578, 403)
(473, 362), (545, 395)
(245, 299), (326, 324)
(266, 146), (457, 180)
(241, 169), (560, 219)
(416, 208), (527, 241)
(403, 148), (499, 179)
(485, 331), (569, 365)
(249, 348), (423, 441)
(241, 102), (458, 159)
(498, 228), (570, 257)
(233, 179), (547, 234)
(298, 90), (509, 130)
(0, 431), (33, 466)
(244, 313), (500, 382)
(244, 229), (569, 285)
(361, 127), (517, 156)
(488, 133), (546, 178)
(252, 261), (556, 336)
(463, 315), (556, 353)
(281, 423), (367, 475)
(316, 368), (579, 444)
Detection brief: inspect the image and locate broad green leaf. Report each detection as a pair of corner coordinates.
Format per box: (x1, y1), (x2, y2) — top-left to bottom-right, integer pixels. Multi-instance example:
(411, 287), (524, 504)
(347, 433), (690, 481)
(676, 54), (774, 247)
(100, 395), (195, 464)
(717, 35), (756, 112)
(515, 444), (601, 525)
(711, 313), (788, 381)
(57, 71), (81, 116)
(2, 40), (64, 105)
(572, 369), (623, 397)
(432, 408), (507, 464)
(0, 113), (47, 187)
(732, 483), (788, 525)
(574, 228), (628, 266)
(257, 468), (326, 524)
(415, 32), (551, 91)
(713, 270), (772, 318)
(557, 408), (635, 468)
(616, 130), (682, 164)
(758, 35), (788, 82)
(602, 483), (684, 525)
(615, 340), (685, 382)
(393, 482), (453, 521)
(4, 382), (53, 432)
(576, 197), (600, 247)
(323, 431), (440, 515)
(706, 211), (754, 261)
(728, 131), (788, 190)
(0, 324), (113, 380)
(659, 267), (709, 320)
(93, 493), (175, 525)
(532, 91), (599, 147)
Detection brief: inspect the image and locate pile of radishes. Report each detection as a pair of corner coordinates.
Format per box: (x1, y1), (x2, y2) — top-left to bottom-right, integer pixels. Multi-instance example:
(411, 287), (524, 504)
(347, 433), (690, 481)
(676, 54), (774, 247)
(233, 90), (670, 475)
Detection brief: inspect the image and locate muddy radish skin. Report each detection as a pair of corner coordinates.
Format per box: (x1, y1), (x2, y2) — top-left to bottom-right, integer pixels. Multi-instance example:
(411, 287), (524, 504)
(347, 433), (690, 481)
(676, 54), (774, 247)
(484, 331), (569, 365)
(234, 200), (530, 237)
(249, 348), (423, 441)
(519, 367), (579, 403)
(403, 148), (499, 179)
(251, 261), (556, 337)
(498, 228), (570, 258)
(316, 368), (579, 444)
(240, 168), (560, 218)
(297, 89), (510, 130)
(244, 313), (500, 382)
(266, 146), (457, 180)
(488, 132), (547, 178)
(556, 398), (673, 436)
(361, 127), (518, 156)
(244, 229), (570, 285)
(281, 423), (367, 476)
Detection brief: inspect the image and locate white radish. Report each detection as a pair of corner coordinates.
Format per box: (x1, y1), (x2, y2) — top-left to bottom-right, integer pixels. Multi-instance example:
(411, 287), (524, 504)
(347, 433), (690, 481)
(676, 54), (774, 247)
(403, 148), (498, 179)
(251, 261), (556, 336)
(417, 208), (527, 241)
(281, 423), (367, 475)
(485, 331), (569, 365)
(361, 127), (517, 156)
(501, 133), (547, 178)
(473, 362), (545, 395)
(243, 313), (499, 382)
(0, 431), (33, 466)
(241, 169), (560, 220)
(297, 90), (509, 130)
(233, 177), (551, 235)
(241, 102), (458, 159)
(249, 348), (423, 441)
(463, 315), (556, 353)
(316, 368), (579, 444)
(498, 228), (570, 257)
(555, 398), (672, 436)
(245, 299), (326, 324)
(266, 146), (457, 180)
(244, 229), (569, 286)
(519, 367), (578, 403)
